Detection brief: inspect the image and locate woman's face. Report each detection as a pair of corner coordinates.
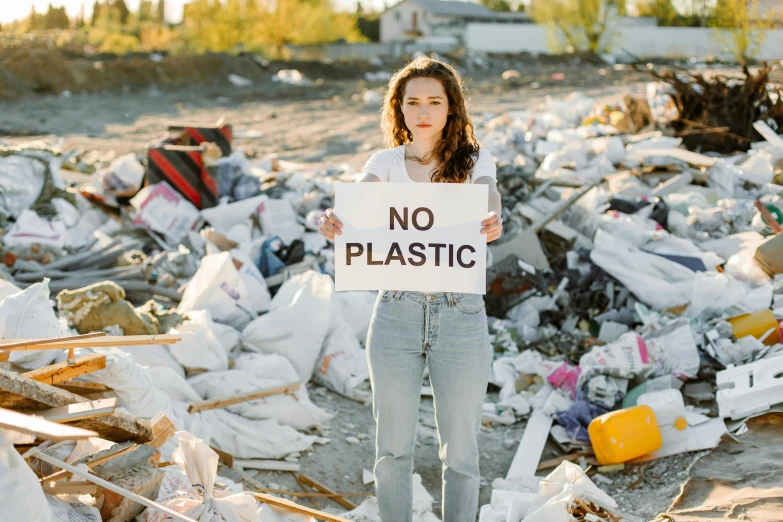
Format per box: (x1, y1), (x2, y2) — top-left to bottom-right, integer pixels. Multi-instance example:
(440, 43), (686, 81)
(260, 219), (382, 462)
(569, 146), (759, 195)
(401, 77), (449, 142)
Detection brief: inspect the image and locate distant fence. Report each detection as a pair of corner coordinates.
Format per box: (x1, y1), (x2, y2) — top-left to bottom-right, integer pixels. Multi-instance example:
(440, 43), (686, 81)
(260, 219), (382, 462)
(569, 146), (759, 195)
(465, 24), (783, 61)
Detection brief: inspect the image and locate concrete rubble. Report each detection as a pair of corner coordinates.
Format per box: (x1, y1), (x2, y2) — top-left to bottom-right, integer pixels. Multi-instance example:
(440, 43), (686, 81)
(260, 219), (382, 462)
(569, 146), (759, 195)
(1, 64), (783, 522)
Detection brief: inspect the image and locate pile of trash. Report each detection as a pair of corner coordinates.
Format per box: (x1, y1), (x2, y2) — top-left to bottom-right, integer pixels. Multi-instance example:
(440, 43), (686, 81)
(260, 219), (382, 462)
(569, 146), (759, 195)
(1, 65), (783, 521)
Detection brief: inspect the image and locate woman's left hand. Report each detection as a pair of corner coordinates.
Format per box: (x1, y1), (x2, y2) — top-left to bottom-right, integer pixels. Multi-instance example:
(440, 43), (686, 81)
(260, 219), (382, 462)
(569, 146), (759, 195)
(481, 211), (503, 243)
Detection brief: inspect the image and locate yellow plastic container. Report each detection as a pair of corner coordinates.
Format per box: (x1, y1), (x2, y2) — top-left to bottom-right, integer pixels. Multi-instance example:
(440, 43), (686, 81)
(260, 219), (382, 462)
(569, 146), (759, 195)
(588, 405), (663, 466)
(729, 309), (780, 345)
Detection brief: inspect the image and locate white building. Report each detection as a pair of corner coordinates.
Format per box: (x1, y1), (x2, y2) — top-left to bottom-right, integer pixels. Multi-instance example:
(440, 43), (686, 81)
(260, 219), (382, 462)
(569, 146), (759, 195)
(379, 0), (532, 45)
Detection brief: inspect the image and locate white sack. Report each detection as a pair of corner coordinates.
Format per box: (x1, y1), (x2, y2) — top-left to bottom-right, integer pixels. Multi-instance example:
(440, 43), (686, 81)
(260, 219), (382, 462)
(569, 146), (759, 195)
(3, 210), (68, 252)
(312, 315), (370, 400)
(590, 230), (694, 310)
(130, 181), (202, 243)
(202, 409), (316, 459)
(0, 155), (45, 219)
(242, 270), (333, 380)
(168, 310), (229, 372)
(189, 356), (332, 430)
(0, 280), (63, 369)
(178, 252), (256, 330)
(332, 290), (377, 343)
(121, 344), (185, 378)
(231, 249), (272, 313)
(0, 429), (53, 522)
(201, 195), (268, 233)
(258, 198), (305, 245)
(139, 431), (261, 522)
(47, 495), (101, 522)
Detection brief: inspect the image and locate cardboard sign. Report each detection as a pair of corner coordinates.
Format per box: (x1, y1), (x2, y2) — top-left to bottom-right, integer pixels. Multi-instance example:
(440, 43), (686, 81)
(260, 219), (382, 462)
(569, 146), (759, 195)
(334, 183), (488, 293)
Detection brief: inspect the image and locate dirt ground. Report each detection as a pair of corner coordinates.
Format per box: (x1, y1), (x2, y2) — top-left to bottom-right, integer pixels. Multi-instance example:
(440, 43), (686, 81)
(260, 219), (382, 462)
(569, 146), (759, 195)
(0, 63), (694, 520)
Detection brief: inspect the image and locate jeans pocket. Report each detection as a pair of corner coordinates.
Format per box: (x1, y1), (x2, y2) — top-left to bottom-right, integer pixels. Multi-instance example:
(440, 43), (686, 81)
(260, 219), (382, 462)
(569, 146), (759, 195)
(455, 293), (485, 314)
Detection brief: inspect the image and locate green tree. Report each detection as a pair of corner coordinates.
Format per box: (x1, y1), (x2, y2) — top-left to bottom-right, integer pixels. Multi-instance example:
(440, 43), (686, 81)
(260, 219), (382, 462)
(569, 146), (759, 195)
(25, 6), (42, 31)
(480, 0), (513, 12)
(635, 0), (679, 25)
(530, 0), (621, 53)
(156, 0), (166, 24)
(92, 1), (101, 25)
(43, 4), (71, 29)
(709, 0), (770, 64)
(113, 0), (131, 24)
(138, 0), (154, 21)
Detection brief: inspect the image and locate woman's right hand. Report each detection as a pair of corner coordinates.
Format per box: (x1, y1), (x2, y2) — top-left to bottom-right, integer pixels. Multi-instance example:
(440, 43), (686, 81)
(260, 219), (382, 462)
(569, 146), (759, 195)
(318, 208), (343, 240)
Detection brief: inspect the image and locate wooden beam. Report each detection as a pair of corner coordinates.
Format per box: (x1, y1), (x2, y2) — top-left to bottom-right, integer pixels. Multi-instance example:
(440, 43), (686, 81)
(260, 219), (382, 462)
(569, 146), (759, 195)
(0, 407), (97, 441)
(55, 380), (112, 394)
(211, 446), (234, 468)
(0, 332), (106, 351)
(43, 481), (101, 496)
(0, 334), (181, 352)
(147, 412), (176, 449)
(0, 369), (152, 443)
(36, 398), (117, 423)
(253, 492), (353, 522)
(536, 452), (597, 472)
(22, 354), (107, 385)
(299, 474), (357, 510)
(235, 459), (300, 472)
(187, 381), (301, 413)
(29, 449), (198, 522)
(41, 442), (140, 483)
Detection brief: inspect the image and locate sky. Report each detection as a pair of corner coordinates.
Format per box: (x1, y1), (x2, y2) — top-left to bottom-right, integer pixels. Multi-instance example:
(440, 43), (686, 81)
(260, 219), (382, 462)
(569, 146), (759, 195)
(0, 0), (389, 24)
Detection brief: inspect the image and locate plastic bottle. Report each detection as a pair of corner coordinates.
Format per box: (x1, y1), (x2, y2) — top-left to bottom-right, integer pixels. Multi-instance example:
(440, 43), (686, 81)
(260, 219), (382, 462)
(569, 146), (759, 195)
(588, 405), (663, 465)
(729, 309), (780, 345)
(638, 389), (688, 446)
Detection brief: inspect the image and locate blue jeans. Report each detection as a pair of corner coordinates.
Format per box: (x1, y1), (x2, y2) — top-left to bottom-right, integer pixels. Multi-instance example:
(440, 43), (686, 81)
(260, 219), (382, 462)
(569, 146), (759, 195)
(366, 290), (492, 522)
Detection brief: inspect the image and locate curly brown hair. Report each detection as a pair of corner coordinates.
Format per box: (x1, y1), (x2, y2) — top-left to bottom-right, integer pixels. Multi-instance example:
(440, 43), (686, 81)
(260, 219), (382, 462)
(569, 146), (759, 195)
(380, 56), (479, 184)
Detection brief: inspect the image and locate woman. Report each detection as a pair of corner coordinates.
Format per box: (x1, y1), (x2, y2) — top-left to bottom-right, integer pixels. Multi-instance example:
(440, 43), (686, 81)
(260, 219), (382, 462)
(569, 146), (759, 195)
(317, 57), (503, 521)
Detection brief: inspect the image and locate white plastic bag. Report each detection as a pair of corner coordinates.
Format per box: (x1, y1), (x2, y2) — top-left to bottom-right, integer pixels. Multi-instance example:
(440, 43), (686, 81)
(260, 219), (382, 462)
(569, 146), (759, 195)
(168, 310), (230, 372)
(139, 431), (261, 522)
(179, 252), (256, 330)
(590, 230), (694, 310)
(257, 198), (305, 245)
(0, 155), (45, 219)
(130, 181), (202, 243)
(0, 429), (53, 522)
(189, 355), (332, 430)
(312, 316), (370, 400)
(524, 461), (619, 521)
(242, 270), (333, 380)
(3, 210), (68, 252)
(0, 279), (63, 369)
(201, 195), (268, 233)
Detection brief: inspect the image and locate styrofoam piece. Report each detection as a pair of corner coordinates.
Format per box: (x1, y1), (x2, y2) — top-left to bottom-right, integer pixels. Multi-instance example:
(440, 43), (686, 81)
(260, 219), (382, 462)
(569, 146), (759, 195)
(753, 120), (783, 149)
(505, 409), (552, 479)
(716, 354), (783, 420)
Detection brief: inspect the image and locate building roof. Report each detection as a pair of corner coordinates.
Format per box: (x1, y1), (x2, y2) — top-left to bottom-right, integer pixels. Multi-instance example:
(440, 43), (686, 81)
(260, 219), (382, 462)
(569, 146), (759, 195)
(388, 0), (498, 18)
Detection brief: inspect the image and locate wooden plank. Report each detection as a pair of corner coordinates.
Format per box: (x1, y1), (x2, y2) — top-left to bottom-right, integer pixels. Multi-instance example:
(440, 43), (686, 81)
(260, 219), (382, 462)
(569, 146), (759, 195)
(147, 412), (176, 449)
(36, 398), (117, 423)
(55, 380), (112, 394)
(235, 459), (301, 472)
(0, 332), (106, 351)
(29, 449), (198, 522)
(0, 368), (152, 443)
(536, 452), (597, 472)
(253, 492), (352, 522)
(187, 381), (301, 413)
(42, 442), (140, 483)
(0, 407), (97, 441)
(22, 354), (106, 385)
(626, 147), (718, 167)
(211, 446), (234, 468)
(506, 409), (553, 479)
(300, 473), (357, 510)
(0, 334), (181, 352)
(43, 481), (101, 496)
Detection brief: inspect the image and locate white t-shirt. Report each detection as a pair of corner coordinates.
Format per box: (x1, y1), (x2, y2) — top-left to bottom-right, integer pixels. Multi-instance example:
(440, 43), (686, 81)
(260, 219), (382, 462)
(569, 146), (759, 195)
(361, 144), (497, 183)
